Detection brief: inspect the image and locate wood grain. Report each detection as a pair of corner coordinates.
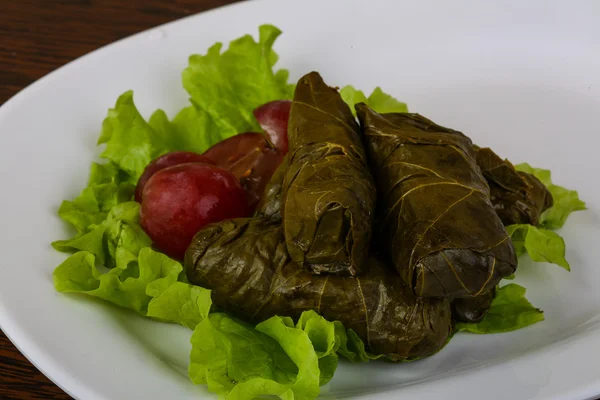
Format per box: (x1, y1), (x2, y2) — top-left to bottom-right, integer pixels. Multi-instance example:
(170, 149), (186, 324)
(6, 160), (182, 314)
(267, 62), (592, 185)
(0, 1), (240, 398)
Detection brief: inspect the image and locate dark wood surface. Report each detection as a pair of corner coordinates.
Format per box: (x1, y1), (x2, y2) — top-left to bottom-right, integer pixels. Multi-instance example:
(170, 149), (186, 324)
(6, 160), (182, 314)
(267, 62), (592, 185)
(0, 1), (240, 398)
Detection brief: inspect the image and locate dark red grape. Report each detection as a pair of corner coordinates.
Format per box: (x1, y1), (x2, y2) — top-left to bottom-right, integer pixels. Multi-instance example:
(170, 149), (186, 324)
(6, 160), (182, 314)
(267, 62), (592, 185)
(253, 100), (291, 154)
(140, 163), (250, 260)
(135, 151), (212, 203)
(203, 132), (283, 211)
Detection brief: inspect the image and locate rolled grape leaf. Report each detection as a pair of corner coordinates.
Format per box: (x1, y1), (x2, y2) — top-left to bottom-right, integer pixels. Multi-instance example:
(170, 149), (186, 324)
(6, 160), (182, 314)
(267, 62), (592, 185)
(356, 104), (517, 298)
(452, 288), (496, 323)
(254, 155), (288, 221)
(282, 72), (376, 276)
(185, 218), (452, 361)
(475, 147), (553, 226)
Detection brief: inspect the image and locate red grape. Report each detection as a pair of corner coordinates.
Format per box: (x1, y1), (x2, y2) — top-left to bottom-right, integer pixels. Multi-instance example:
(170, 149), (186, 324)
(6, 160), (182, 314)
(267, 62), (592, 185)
(140, 163), (250, 260)
(135, 151), (212, 203)
(203, 132), (283, 210)
(253, 100), (291, 154)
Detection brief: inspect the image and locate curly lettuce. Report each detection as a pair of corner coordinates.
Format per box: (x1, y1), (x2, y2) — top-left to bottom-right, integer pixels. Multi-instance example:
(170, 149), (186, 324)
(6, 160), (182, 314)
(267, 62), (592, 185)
(189, 310), (365, 400)
(53, 247), (182, 315)
(182, 24), (294, 141)
(507, 224), (570, 271)
(340, 85), (408, 115)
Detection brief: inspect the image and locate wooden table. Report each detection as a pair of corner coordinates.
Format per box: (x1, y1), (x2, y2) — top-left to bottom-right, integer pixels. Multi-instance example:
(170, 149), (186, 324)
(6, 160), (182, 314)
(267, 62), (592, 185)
(0, 1), (239, 398)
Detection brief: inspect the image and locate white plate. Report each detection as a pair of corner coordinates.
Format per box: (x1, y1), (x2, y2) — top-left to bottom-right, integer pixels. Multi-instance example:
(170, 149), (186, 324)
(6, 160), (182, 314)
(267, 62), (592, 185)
(1, 0), (599, 399)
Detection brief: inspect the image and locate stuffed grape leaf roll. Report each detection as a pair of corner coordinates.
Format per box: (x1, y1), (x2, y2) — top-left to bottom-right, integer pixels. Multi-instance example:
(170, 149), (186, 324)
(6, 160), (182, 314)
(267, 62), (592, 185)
(475, 147), (553, 226)
(452, 288), (496, 323)
(356, 104), (517, 298)
(451, 148), (553, 322)
(281, 72), (376, 276)
(254, 155), (288, 221)
(185, 218), (452, 361)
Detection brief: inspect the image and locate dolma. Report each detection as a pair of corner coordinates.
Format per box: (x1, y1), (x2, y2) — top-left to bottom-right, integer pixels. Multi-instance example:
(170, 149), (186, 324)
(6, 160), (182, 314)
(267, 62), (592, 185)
(356, 104), (517, 298)
(475, 147), (553, 226)
(452, 288), (496, 323)
(254, 155), (288, 221)
(281, 72), (376, 276)
(451, 148), (553, 322)
(185, 218), (452, 361)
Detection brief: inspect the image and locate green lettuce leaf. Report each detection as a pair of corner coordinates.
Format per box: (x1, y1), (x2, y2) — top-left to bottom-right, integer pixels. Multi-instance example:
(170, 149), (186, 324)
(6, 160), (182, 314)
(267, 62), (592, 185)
(96, 94), (227, 182)
(333, 323), (381, 363)
(340, 85), (408, 115)
(515, 163), (586, 229)
(189, 313), (314, 399)
(189, 310), (353, 400)
(96, 93), (213, 182)
(507, 224), (570, 271)
(56, 162), (134, 234)
(456, 284), (544, 333)
(53, 202), (151, 270)
(182, 24), (294, 141)
(87, 160), (135, 186)
(106, 205), (151, 270)
(365, 87), (409, 114)
(146, 282), (212, 330)
(98, 91), (174, 180)
(52, 224), (108, 265)
(169, 106), (219, 154)
(53, 247), (181, 315)
(340, 86), (368, 113)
